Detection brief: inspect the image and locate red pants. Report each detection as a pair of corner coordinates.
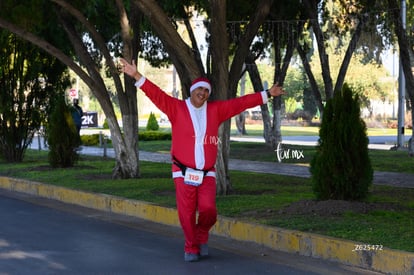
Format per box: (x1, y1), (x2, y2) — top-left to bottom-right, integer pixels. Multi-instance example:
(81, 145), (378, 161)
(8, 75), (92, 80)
(174, 176), (217, 254)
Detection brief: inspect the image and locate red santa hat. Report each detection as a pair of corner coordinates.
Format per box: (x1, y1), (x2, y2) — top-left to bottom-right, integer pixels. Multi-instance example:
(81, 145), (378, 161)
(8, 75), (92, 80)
(190, 77), (211, 94)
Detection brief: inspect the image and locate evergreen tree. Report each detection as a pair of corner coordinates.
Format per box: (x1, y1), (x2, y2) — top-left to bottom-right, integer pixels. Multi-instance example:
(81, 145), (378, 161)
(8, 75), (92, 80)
(47, 96), (80, 168)
(146, 112), (159, 131)
(310, 84), (373, 200)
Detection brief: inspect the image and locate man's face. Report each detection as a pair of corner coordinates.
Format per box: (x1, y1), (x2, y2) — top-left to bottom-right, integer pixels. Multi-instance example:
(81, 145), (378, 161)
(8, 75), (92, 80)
(190, 86), (209, 108)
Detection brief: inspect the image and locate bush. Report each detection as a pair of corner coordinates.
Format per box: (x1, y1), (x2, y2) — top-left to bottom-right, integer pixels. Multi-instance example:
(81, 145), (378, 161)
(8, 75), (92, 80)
(286, 109), (313, 121)
(139, 131), (171, 141)
(81, 134), (112, 146)
(79, 132), (170, 146)
(310, 84), (373, 200)
(81, 134), (99, 146)
(284, 97), (297, 114)
(146, 112), (159, 131)
(102, 119), (109, 129)
(47, 97), (80, 167)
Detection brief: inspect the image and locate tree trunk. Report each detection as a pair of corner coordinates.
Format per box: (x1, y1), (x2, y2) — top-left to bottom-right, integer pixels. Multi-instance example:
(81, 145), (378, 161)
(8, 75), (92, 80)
(235, 72), (247, 135)
(333, 13), (368, 95)
(297, 44), (324, 117)
(57, 9), (140, 179)
(235, 113), (247, 135)
(272, 96), (283, 147)
(267, 20), (297, 148)
(216, 121), (232, 195)
(303, 0), (334, 100)
(210, 0), (231, 195)
(116, 0), (141, 178)
(245, 55), (275, 146)
(410, 112), (414, 156)
(387, 0), (414, 156)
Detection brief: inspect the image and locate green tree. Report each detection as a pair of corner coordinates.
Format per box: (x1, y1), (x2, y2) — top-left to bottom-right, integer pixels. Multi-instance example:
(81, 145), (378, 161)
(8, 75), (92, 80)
(0, 30), (67, 162)
(146, 112), (159, 131)
(47, 95), (80, 167)
(298, 0), (397, 117)
(0, 0), (141, 178)
(232, 0), (303, 148)
(310, 84), (373, 200)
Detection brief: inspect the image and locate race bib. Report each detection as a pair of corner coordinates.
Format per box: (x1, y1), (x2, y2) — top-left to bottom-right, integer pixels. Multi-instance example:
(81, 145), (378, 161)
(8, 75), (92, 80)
(184, 168), (204, 186)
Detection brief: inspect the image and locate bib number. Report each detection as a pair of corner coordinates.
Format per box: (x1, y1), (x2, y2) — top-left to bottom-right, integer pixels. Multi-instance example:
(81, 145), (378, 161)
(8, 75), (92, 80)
(184, 168), (204, 186)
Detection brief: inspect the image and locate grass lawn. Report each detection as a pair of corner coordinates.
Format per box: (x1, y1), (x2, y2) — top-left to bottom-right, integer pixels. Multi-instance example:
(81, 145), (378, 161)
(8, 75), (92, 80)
(1, 141), (413, 252)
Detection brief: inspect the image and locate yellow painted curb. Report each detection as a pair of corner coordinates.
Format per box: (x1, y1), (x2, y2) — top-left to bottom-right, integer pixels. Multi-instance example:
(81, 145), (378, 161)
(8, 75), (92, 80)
(1, 176), (413, 274)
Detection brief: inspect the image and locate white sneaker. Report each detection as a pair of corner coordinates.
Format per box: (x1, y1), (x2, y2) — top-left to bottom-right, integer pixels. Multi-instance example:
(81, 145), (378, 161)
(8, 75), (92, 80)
(184, 252), (199, 262)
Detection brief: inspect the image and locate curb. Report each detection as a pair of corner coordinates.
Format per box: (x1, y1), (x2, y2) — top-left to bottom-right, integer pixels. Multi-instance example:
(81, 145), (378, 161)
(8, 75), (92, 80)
(1, 176), (413, 274)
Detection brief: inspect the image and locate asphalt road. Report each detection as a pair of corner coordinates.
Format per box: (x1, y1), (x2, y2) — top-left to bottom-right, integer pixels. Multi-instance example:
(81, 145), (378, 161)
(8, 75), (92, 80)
(0, 190), (380, 275)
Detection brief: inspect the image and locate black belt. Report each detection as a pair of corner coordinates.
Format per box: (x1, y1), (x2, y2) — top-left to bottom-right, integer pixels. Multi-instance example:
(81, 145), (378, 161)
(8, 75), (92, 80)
(172, 156), (211, 176)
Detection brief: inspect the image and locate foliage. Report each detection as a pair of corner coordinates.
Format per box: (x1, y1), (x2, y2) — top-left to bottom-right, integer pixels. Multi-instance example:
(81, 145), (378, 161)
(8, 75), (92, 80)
(310, 84), (373, 200)
(284, 67), (309, 101)
(0, 0), (144, 178)
(284, 97), (297, 114)
(286, 109), (314, 121)
(139, 131), (171, 141)
(341, 57), (394, 107)
(0, 31), (66, 162)
(146, 112), (159, 131)
(81, 134), (100, 146)
(283, 67), (320, 120)
(81, 134), (112, 146)
(102, 119), (109, 129)
(323, 0), (393, 61)
(47, 96), (80, 168)
(309, 52), (394, 108)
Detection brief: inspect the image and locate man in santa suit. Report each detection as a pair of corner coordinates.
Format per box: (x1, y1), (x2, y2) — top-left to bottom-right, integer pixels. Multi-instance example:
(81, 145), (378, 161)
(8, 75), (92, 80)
(120, 58), (286, 262)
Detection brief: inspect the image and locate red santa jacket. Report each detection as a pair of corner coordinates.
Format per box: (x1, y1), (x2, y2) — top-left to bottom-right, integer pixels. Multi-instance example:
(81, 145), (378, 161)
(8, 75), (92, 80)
(137, 78), (268, 178)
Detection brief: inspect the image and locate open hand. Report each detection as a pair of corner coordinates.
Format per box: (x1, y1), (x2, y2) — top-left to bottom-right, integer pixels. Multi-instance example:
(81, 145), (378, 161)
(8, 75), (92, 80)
(268, 83), (286, 97)
(119, 58), (142, 80)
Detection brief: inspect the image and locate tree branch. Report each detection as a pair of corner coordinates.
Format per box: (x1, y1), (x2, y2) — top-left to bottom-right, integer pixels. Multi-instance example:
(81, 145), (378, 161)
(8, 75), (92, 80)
(50, 0), (123, 95)
(0, 16), (94, 90)
(229, 0), (274, 96)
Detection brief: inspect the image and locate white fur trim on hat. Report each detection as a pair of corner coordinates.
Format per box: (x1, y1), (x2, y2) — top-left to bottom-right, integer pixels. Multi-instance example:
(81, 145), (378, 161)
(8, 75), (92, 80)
(190, 80), (211, 94)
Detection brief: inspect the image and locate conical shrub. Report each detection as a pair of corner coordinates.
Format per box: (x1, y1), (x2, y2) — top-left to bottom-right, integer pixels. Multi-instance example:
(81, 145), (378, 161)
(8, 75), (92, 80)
(47, 96), (80, 167)
(310, 84), (373, 200)
(146, 112), (159, 131)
